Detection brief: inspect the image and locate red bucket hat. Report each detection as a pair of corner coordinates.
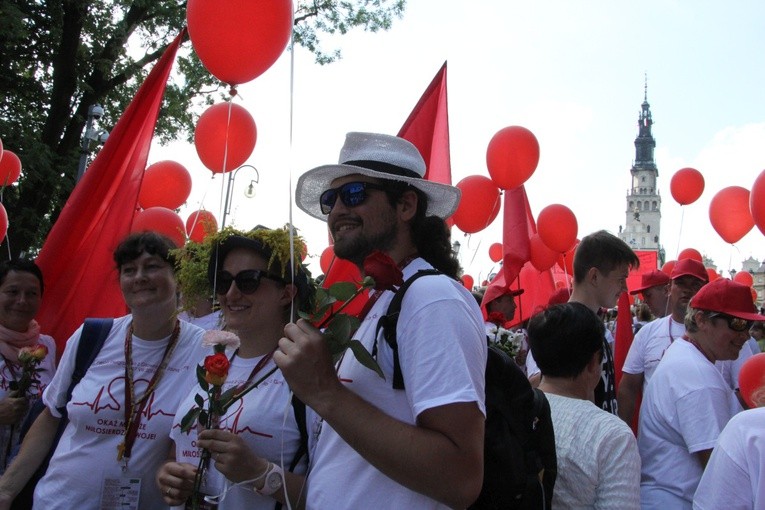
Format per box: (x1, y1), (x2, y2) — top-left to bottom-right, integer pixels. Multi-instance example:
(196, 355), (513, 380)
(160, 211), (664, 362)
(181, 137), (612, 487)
(629, 270), (670, 295)
(670, 258), (708, 282)
(689, 279), (765, 321)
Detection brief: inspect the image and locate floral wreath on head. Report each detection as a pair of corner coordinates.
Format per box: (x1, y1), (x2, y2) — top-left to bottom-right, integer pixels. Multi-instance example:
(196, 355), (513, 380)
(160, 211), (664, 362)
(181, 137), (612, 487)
(172, 224), (312, 312)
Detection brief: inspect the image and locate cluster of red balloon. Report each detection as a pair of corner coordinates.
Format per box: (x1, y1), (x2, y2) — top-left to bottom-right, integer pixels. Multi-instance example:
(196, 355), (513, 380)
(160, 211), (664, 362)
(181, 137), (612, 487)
(0, 137), (23, 239)
(665, 247), (758, 301)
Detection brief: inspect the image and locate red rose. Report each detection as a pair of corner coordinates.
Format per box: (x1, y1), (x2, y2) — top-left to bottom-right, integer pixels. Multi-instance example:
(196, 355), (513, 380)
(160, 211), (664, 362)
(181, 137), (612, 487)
(363, 251), (403, 291)
(203, 352), (230, 386)
(487, 311), (506, 326)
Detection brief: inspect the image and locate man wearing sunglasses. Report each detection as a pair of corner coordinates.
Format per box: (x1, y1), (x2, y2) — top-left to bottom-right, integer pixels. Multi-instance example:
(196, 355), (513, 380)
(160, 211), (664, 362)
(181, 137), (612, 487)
(277, 132), (487, 509)
(638, 278), (765, 509)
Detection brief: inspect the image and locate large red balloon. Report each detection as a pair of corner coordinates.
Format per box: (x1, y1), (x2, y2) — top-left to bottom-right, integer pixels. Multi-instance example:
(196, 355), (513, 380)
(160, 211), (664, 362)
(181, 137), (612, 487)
(738, 353), (765, 408)
(186, 0), (293, 85)
(186, 210), (218, 243)
(452, 175), (501, 234)
(132, 207), (186, 248)
(139, 161), (192, 210)
(678, 248), (703, 262)
(709, 186), (754, 244)
(733, 271), (754, 287)
(319, 245), (356, 277)
(461, 274), (474, 290)
(670, 167), (705, 205)
(0, 150), (22, 186)
(0, 203), (7, 240)
(529, 233), (558, 272)
(537, 204), (578, 253)
(661, 260), (676, 275)
(195, 103), (257, 173)
(706, 268), (720, 282)
(488, 242), (503, 263)
(750, 169), (765, 236)
(486, 126), (540, 190)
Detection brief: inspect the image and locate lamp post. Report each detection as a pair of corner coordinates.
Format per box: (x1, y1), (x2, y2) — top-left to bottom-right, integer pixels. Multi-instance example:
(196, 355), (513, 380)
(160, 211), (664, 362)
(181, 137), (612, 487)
(222, 164), (259, 228)
(76, 104), (109, 182)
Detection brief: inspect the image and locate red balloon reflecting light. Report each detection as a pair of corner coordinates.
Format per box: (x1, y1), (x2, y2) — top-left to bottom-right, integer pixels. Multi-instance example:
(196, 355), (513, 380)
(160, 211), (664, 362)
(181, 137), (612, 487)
(709, 186), (754, 244)
(733, 271), (754, 287)
(462, 274), (474, 290)
(738, 353), (765, 408)
(529, 233), (558, 272)
(195, 103), (257, 173)
(139, 161), (192, 210)
(0, 150), (22, 186)
(486, 126), (540, 190)
(186, 0), (293, 85)
(132, 207), (186, 248)
(670, 167), (705, 205)
(488, 243), (503, 263)
(678, 248), (703, 262)
(537, 204), (578, 253)
(750, 169), (765, 236)
(452, 175), (501, 234)
(185, 210), (218, 243)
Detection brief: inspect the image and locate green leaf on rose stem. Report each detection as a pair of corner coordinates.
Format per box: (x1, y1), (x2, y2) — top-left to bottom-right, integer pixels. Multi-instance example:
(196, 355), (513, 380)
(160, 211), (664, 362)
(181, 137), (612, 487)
(219, 385), (239, 404)
(298, 311), (312, 320)
(194, 393), (205, 408)
(349, 339), (385, 379)
(198, 409), (209, 428)
(326, 315), (353, 346)
(328, 281), (358, 301)
(361, 275), (375, 288)
(196, 365), (209, 392)
(180, 407), (201, 433)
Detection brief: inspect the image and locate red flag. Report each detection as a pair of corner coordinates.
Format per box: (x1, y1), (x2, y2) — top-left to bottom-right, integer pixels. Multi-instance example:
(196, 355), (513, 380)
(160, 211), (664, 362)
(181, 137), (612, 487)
(614, 291), (634, 389)
(502, 186), (532, 285)
(36, 31), (185, 355)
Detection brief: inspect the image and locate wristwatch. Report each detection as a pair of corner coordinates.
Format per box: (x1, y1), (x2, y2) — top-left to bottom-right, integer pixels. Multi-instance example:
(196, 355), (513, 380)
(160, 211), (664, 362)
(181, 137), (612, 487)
(255, 462), (284, 496)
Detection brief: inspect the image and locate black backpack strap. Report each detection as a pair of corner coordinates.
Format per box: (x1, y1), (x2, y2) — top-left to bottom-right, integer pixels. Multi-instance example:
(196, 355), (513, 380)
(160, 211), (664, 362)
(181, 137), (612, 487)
(376, 269), (442, 390)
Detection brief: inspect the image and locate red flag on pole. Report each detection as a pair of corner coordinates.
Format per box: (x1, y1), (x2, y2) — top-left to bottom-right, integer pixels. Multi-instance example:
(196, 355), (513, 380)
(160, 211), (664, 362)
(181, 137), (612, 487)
(36, 31), (186, 355)
(502, 186), (532, 285)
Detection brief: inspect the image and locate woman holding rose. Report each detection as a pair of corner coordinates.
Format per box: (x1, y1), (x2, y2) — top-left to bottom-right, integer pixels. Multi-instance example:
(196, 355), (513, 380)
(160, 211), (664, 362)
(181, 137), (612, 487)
(158, 226), (311, 509)
(0, 259), (56, 474)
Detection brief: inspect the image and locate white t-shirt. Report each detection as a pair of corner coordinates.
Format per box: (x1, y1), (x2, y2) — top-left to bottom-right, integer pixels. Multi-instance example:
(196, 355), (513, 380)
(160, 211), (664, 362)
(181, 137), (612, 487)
(37, 315), (206, 510)
(305, 258), (487, 510)
(693, 407), (765, 510)
(716, 337), (759, 390)
(177, 311), (221, 331)
(622, 315), (684, 390)
(0, 334), (57, 472)
(170, 351), (306, 509)
(546, 393), (640, 509)
(638, 340), (742, 509)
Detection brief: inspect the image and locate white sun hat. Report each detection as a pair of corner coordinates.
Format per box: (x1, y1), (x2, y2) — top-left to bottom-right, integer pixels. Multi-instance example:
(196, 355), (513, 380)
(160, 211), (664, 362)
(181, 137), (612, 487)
(295, 132), (461, 221)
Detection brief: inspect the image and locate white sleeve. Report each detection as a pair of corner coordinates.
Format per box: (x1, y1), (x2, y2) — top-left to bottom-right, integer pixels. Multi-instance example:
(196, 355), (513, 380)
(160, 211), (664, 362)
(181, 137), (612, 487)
(594, 424), (641, 510)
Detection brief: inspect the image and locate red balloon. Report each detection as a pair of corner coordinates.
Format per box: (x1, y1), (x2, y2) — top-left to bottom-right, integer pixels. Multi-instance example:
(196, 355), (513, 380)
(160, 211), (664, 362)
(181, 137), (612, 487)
(488, 242), (503, 263)
(529, 233), (558, 271)
(678, 248), (703, 262)
(319, 245), (356, 276)
(738, 353), (765, 408)
(486, 126), (540, 190)
(0, 150), (22, 186)
(139, 161), (192, 210)
(706, 268), (720, 282)
(750, 169), (765, 236)
(557, 240), (578, 276)
(195, 103), (257, 173)
(132, 207), (186, 248)
(751, 287), (758, 303)
(709, 186), (754, 244)
(733, 271), (754, 287)
(186, 0), (293, 85)
(537, 204), (578, 253)
(661, 260), (676, 275)
(670, 167), (705, 205)
(185, 210), (218, 243)
(461, 274), (474, 290)
(452, 175), (501, 233)
(0, 203), (7, 240)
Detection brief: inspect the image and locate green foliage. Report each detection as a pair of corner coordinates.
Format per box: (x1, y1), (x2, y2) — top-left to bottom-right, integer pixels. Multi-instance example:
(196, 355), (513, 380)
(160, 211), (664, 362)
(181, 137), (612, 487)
(0, 0), (407, 257)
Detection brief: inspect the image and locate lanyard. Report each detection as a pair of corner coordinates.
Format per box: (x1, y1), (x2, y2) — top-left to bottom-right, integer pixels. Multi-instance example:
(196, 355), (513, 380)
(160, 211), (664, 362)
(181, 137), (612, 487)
(116, 320), (180, 470)
(226, 348), (276, 402)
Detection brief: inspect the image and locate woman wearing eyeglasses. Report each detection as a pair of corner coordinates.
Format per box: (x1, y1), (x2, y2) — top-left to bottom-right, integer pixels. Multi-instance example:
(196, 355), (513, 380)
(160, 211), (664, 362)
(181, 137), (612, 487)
(638, 279), (765, 510)
(158, 227), (311, 509)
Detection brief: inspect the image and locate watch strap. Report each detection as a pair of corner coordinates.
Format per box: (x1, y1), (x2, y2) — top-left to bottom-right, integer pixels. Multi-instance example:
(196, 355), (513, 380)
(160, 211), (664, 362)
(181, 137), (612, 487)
(254, 462), (284, 496)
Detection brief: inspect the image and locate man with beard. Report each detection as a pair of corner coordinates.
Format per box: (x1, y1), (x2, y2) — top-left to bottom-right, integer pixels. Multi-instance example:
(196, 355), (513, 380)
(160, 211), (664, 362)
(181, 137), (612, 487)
(618, 258), (708, 425)
(275, 133), (487, 509)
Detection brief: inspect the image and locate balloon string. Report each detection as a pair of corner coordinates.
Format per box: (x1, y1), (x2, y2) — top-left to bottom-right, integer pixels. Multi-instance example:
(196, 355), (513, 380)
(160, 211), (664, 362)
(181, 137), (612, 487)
(218, 97), (234, 228)
(287, 13), (296, 337)
(675, 206), (685, 258)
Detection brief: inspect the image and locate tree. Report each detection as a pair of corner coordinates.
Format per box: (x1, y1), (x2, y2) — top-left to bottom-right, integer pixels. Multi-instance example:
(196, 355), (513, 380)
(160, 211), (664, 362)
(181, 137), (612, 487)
(0, 0), (406, 257)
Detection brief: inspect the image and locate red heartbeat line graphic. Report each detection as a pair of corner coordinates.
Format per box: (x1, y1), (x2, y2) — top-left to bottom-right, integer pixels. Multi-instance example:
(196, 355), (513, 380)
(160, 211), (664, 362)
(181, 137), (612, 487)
(170, 398), (272, 438)
(72, 376), (173, 419)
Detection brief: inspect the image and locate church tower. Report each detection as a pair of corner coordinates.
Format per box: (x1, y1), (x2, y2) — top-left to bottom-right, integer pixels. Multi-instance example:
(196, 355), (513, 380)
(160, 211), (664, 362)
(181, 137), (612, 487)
(619, 80), (662, 257)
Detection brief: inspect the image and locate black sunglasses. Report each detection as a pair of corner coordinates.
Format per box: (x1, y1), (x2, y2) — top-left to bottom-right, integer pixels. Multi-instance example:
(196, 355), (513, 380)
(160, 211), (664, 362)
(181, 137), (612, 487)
(319, 181), (387, 215)
(214, 270), (285, 295)
(709, 313), (753, 332)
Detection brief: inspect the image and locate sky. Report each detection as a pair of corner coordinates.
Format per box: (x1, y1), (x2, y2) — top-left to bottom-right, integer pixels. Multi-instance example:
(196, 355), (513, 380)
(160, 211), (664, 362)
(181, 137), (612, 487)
(150, 0), (765, 284)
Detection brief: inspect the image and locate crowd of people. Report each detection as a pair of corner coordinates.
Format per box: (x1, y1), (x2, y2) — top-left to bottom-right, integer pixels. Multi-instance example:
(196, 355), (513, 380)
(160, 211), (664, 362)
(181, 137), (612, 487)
(0, 131), (759, 509)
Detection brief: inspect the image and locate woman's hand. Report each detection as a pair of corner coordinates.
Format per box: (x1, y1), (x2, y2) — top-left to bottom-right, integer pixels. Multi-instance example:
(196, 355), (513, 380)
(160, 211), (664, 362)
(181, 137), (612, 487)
(197, 428), (269, 484)
(0, 392), (28, 425)
(155, 461), (196, 506)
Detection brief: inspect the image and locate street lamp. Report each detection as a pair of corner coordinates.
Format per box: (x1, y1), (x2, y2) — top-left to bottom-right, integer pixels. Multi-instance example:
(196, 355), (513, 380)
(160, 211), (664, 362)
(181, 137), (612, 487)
(222, 164), (259, 228)
(76, 104), (110, 182)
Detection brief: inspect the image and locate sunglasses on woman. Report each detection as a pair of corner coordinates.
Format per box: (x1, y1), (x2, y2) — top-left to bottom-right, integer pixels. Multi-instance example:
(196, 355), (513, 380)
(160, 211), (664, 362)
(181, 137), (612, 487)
(214, 270), (285, 295)
(709, 313), (753, 332)
(319, 181), (388, 215)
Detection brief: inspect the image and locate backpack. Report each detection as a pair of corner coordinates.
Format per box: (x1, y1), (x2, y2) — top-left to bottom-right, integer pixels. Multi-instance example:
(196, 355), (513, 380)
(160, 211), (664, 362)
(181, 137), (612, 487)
(377, 270), (557, 510)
